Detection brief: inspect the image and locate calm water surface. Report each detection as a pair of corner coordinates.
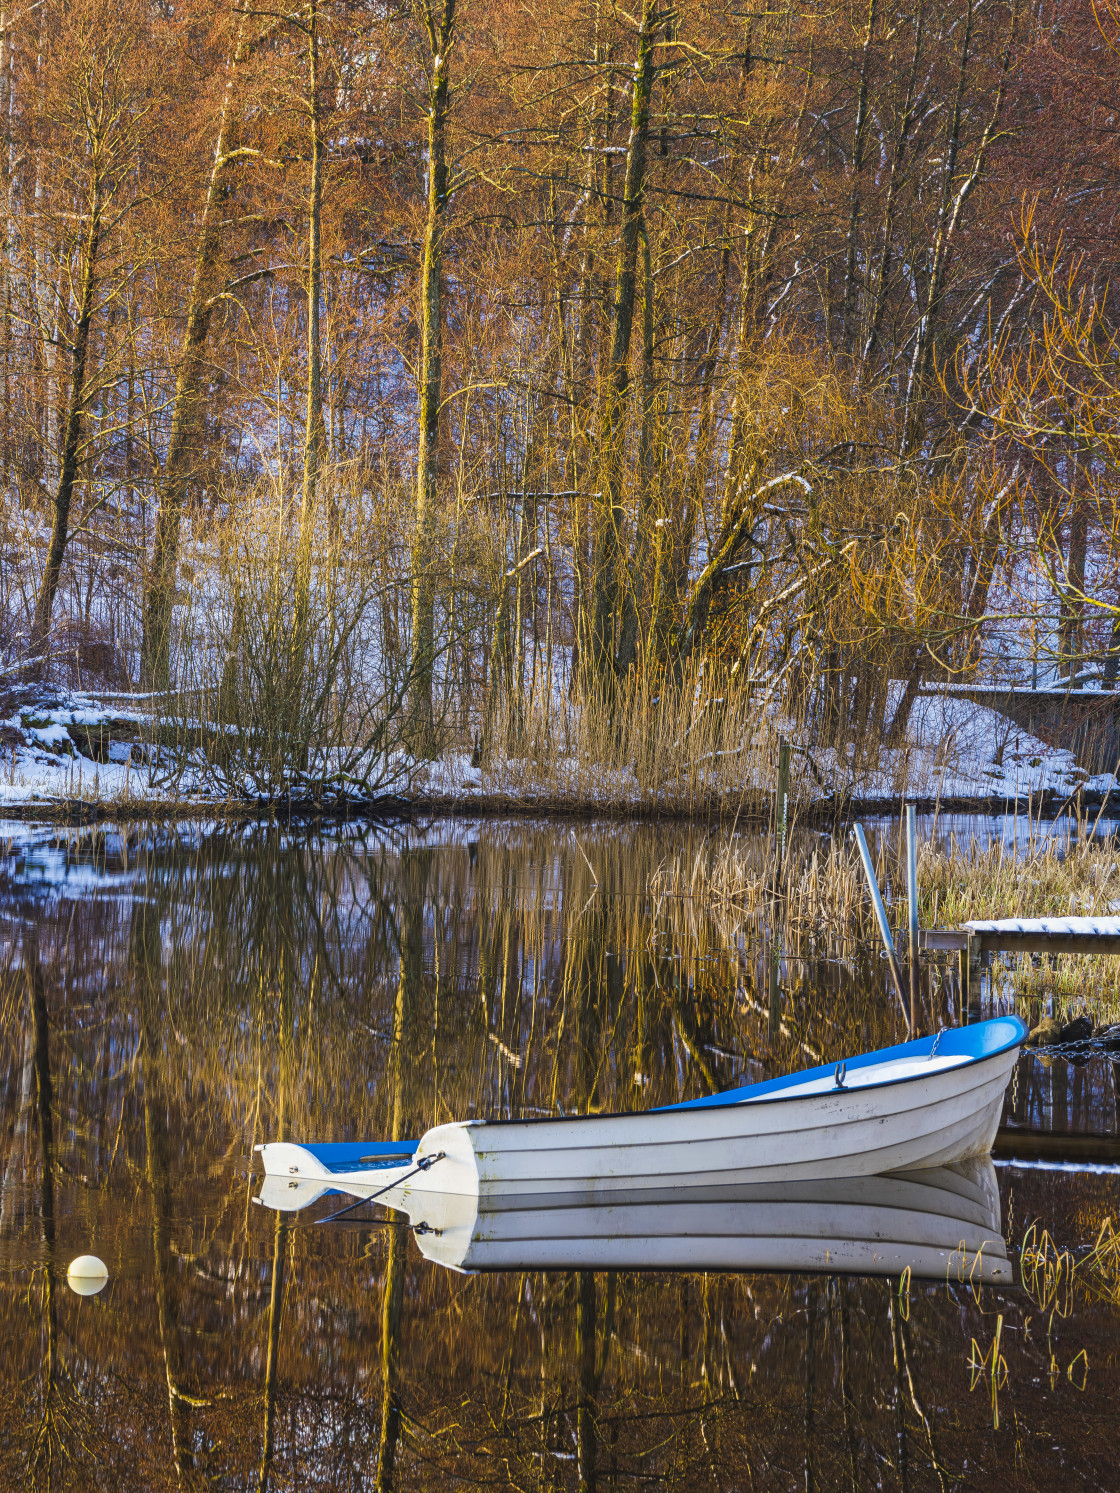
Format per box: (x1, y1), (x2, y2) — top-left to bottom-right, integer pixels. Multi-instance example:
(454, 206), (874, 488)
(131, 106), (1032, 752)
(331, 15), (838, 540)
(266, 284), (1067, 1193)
(0, 816), (1117, 1490)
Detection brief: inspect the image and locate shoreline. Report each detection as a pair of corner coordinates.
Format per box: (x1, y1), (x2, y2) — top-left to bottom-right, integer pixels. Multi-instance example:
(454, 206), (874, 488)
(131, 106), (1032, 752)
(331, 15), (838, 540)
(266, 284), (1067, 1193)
(0, 782), (1114, 829)
(3, 685), (1113, 831)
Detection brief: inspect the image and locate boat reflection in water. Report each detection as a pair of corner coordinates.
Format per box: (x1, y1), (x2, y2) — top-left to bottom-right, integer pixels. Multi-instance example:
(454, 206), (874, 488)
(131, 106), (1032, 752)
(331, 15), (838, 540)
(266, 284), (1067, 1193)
(258, 1157), (1011, 1284)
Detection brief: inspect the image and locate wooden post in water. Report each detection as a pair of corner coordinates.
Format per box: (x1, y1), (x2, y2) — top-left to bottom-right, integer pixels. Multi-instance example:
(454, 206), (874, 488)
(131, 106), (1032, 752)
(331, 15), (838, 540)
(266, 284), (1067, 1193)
(955, 933), (981, 1021)
(906, 802), (919, 1036)
(769, 738), (790, 1038)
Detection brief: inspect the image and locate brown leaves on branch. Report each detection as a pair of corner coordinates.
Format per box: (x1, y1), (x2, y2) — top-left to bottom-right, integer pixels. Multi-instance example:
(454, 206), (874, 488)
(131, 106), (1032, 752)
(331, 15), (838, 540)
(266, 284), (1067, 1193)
(0, 0), (1116, 760)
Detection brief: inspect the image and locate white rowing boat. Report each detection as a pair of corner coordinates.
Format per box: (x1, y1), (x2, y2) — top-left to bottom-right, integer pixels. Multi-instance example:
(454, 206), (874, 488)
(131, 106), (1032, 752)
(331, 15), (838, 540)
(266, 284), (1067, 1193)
(257, 1015), (1025, 1200)
(258, 1159), (1010, 1284)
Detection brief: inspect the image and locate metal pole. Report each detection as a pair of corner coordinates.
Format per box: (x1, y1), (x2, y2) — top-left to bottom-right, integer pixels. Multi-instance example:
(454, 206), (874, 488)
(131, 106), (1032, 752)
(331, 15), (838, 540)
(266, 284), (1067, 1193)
(906, 802), (919, 1036)
(852, 823), (910, 1028)
(769, 737), (791, 1038)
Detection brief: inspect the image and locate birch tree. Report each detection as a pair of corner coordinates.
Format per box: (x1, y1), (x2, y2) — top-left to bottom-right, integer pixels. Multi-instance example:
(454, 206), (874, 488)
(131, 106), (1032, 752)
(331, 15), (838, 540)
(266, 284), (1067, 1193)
(293, 0), (329, 661)
(408, 0), (458, 743)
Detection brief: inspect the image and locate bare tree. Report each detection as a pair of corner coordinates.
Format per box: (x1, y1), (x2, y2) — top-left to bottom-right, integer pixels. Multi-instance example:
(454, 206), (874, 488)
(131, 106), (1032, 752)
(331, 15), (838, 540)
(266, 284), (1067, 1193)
(27, 0), (154, 673)
(408, 0), (458, 742)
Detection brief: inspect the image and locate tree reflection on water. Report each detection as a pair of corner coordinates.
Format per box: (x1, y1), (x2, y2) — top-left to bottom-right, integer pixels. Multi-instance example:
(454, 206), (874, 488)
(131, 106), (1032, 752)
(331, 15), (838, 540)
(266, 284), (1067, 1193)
(0, 817), (1116, 1489)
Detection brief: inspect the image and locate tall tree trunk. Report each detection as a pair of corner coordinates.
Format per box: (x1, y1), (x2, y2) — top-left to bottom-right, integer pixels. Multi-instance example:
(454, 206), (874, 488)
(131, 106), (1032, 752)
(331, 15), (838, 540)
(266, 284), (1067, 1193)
(566, 21), (606, 691)
(257, 1207), (289, 1493)
(658, 64), (805, 669)
(862, 2), (924, 369)
(961, 495), (1004, 673)
(295, 0), (325, 661)
(804, 1279), (818, 1493)
(141, 13), (255, 689)
(29, 209), (101, 673)
(29, 12), (53, 491)
(901, 0), (1014, 451)
(615, 221), (656, 675)
(0, 6), (11, 486)
(719, 262), (763, 530)
(901, 0), (973, 447)
(26, 931), (62, 1486)
(134, 902), (197, 1486)
(590, 0), (657, 684)
(842, 0), (878, 354)
(890, 1294), (910, 1493)
(376, 853), (426, 1492)
(408, 0), (457, 744)
(667, 242), (731, 659)
(576, 1270), (598, 1493)
(885, 649), (924, 745)
(838, 1281), (860, 1491)
(257, 1076), (290, 1493)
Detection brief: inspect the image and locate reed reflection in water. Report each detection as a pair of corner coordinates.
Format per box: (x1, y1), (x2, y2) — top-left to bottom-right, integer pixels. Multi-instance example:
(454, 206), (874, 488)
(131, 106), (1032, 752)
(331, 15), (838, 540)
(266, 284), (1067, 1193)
(0, 817), (1116, 1490)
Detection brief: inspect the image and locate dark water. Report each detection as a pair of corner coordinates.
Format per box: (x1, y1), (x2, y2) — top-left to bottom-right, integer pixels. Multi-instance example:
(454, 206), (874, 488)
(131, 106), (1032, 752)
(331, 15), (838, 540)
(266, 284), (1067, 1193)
(0, 817), (1117, 1490)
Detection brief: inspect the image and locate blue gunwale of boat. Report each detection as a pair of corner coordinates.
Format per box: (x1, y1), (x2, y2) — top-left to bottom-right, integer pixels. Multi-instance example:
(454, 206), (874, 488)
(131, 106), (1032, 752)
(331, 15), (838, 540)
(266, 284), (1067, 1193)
(658, 1015), (1027, 1112)
(293, 1140), (419, 1173)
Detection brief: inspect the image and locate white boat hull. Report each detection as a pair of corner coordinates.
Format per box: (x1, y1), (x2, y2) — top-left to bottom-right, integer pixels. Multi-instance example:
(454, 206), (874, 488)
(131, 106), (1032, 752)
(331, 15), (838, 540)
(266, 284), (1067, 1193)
(259, 1020), (1023, 1201)
(411, 1159), (1010, 1282)
(410, 1046), (1016, 1197)
(258, 1158), (1011, 1285)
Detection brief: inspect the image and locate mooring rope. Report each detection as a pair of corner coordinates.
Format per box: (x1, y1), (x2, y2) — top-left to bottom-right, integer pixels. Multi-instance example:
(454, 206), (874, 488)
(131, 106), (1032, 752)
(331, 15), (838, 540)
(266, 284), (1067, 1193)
(312, 1150), (447, 1225)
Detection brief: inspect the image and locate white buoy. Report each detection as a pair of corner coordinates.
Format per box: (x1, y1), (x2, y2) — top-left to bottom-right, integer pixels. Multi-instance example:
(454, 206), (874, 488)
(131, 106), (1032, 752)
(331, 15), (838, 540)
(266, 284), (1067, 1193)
(67, 1254), (108, 1297)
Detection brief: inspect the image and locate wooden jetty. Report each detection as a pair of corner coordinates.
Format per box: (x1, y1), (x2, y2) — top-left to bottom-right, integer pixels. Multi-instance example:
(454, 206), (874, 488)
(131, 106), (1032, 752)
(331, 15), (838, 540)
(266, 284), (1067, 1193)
(919, 917), (1120, 1007)
(922, 917), (1120, 957)
(850, 812), (1120, 1029)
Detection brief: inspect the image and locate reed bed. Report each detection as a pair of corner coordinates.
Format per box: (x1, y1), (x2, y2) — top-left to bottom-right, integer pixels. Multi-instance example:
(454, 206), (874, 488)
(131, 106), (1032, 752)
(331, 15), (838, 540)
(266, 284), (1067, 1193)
(917, 829), (1120, 927)
(921, 830), (1120, 1020)
(467, 665), (789, 815)
(458, 663), (1031, 817)
(702, 832), (873, 937)
(708, 818), (1120, 933)
(693, 816), (1120, 1022)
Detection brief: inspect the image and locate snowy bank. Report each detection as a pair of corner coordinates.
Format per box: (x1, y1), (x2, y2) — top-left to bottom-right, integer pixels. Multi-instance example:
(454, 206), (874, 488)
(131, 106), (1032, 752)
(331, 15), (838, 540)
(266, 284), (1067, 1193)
(0, 682), (1114, 820)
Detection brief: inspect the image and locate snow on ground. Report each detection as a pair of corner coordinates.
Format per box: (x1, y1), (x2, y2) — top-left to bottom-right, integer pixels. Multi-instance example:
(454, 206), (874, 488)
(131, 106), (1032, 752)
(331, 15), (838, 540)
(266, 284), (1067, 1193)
(414, 690), (1118, 808)
(0, 685), (1113, 814)
(0, 691), (206, 808)
(817, 689), (1118, 805)
(964, 917), (1120, 934)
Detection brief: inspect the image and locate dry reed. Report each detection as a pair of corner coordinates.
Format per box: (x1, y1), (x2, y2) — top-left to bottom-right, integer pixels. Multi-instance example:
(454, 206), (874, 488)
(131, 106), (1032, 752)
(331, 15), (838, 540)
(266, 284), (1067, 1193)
(469, 664), (787, 814)
(693, 815), (1120, 1020)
